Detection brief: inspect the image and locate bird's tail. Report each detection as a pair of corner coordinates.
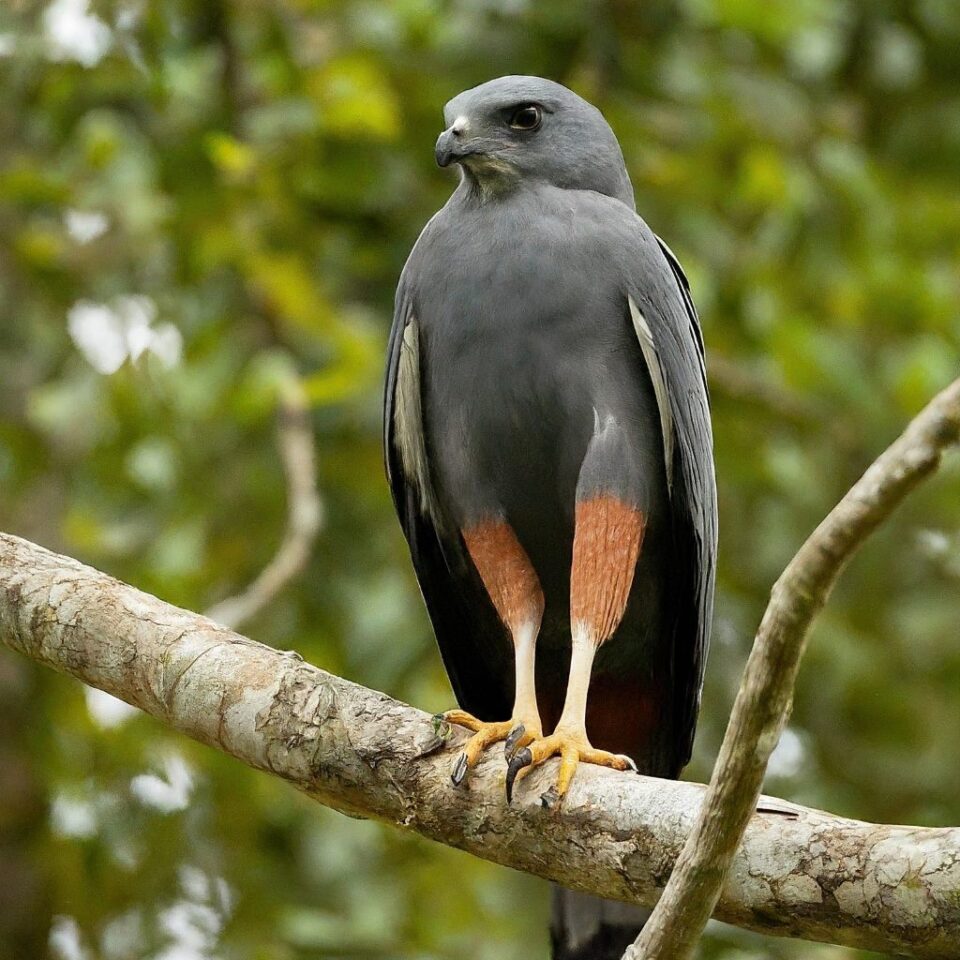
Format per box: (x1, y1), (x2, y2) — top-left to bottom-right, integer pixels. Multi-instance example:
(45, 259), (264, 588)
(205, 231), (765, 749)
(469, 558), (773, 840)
(550, 886), (650, 960)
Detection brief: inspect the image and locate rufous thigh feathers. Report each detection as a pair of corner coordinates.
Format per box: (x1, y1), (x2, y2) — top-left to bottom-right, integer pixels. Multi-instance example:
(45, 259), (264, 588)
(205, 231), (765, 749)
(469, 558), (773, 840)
(570, 495), (645, 645)
(462, 519), (544, 634)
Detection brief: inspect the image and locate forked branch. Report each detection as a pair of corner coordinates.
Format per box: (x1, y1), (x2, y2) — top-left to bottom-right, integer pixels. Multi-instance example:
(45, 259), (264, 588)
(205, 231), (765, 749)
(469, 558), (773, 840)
(630, 377), (960, 959)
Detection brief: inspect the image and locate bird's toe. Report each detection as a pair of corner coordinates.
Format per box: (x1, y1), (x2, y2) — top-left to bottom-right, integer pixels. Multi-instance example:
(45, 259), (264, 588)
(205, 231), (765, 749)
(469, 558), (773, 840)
(440, 709), (485, 732)
(540, 785), (561, 810)
(447, 718), (516, 787)
(506, 732), (638, 805)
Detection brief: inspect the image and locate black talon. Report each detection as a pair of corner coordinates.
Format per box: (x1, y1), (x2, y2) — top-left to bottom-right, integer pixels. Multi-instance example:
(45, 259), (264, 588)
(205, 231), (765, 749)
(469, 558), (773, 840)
(451, 752), (469, 786)
(504, 724), (526, 760)
(623, 756), (638, 773)
(505, 746), (533, 803)
(540, 786), (560, 810)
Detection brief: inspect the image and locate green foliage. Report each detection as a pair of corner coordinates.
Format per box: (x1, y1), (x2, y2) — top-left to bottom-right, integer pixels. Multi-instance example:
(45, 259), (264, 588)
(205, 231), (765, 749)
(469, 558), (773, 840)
(1, 1), (958, 957)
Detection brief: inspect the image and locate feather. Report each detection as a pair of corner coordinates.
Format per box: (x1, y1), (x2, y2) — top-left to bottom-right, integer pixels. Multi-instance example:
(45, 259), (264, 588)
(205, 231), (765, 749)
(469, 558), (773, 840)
(628, 297), (675, 492)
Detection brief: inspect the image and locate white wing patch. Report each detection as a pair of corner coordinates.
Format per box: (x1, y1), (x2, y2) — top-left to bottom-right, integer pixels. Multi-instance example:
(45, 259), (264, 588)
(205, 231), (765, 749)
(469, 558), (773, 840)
(393, 318), (440, 522)
(628, 296), (675, 492)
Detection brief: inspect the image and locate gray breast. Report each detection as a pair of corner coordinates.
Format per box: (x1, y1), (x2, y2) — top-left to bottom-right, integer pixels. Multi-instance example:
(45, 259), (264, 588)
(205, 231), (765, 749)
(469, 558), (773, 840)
(408, 186), (665, 533)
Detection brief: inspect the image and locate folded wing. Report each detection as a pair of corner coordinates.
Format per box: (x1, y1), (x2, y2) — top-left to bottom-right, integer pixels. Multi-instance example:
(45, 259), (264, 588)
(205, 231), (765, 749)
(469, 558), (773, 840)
(384, 293), (513, 722)
(625, 234), (717, 772)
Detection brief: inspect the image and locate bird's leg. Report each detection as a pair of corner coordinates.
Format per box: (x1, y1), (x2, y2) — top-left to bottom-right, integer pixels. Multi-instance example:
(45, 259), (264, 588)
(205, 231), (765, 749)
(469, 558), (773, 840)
(505, 628), (637, 805)
(507, 494), (645, 806)
(442, 619), (542, 785)
(442, 518), (544, 786)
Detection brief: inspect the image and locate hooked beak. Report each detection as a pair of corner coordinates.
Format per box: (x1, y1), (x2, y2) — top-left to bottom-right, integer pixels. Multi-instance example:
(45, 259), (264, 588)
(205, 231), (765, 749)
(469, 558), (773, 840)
(435, 126), (466, 168)
(435, 123), (513, 181)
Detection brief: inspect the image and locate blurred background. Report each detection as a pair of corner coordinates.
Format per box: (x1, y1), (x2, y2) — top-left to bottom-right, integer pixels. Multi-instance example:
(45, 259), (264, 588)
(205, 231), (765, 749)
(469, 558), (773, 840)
(1, 1), (959, 958)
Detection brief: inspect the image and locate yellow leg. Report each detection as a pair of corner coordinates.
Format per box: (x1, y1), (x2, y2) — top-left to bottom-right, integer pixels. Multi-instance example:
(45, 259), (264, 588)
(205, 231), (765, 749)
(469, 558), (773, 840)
(505, 625), (637, 806)
(442, 620), (543, 786)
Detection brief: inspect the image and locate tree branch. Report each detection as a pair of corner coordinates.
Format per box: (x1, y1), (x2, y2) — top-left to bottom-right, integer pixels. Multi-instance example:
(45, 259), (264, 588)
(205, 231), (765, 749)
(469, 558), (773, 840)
(630, 377), (960, 959)
(707, 353), (823, 425)
(0, 533), (958, 957)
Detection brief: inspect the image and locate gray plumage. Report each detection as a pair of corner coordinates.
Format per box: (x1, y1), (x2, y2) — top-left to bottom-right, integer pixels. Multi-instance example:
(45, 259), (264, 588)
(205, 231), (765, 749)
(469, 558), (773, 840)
(384, 76), (717, 959)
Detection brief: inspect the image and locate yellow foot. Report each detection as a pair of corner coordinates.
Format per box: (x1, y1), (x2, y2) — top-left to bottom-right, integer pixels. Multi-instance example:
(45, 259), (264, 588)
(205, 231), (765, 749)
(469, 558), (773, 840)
(504, 728), (637, 807)
(435, 710), (541, 787)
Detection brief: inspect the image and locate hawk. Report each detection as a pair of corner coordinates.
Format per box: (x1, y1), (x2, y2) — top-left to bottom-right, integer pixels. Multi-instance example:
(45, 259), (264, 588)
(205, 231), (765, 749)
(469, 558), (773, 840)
(384, 76), (716, 959)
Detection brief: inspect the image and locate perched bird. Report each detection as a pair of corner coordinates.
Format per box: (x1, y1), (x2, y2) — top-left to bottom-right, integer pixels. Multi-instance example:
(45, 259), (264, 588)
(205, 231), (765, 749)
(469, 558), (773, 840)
(384, 76), (716, 958)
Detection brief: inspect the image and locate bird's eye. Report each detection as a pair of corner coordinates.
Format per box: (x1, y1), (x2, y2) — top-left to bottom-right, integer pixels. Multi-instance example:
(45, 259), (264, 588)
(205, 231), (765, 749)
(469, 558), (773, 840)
(508, 104), (542, 131)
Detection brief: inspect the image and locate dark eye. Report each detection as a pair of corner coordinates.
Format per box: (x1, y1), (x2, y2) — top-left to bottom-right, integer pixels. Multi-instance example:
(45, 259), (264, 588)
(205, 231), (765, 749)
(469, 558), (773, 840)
(508, 104), (542, 131)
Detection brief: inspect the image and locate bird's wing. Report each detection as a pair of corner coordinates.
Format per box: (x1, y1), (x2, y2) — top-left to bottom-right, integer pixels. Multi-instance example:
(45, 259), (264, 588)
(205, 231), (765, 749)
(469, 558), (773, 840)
(625, 232), (717, 772)
(384, 291), (513, 722)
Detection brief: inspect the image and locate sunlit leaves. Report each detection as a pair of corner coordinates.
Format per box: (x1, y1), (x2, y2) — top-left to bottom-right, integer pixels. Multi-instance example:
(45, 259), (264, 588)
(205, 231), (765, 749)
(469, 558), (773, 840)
(204, 132), (256, 182)
(308, 54), (401, 141)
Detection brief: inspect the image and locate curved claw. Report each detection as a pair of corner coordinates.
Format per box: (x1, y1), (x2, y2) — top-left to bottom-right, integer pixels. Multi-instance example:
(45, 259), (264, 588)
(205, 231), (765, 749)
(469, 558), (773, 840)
(504, 724), (527, 761)
(540, 785), (561, 810)
(450, 751), (469, 787)
(505, 746), (533, 803)
(622, 755), (638, 773)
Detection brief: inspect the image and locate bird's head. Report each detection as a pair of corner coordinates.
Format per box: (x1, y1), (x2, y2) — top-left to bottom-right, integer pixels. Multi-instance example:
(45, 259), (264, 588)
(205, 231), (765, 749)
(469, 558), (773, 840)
(435, 76), (635, 207)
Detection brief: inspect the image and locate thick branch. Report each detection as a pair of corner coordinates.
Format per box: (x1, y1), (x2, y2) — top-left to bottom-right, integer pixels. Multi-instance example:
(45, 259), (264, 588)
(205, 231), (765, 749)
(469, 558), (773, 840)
(1, 534), (958, 957)
(631, 377), (960, 958)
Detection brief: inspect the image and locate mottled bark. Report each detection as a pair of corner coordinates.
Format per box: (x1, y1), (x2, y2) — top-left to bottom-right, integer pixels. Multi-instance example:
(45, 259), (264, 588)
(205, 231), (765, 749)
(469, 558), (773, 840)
(1, 533), (958, 958)
(631, 377), (960, 959)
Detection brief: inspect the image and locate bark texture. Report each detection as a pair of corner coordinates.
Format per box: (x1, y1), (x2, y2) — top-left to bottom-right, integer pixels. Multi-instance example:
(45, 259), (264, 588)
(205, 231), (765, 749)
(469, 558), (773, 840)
(1, 532), (959, 958)
(630, 377), (960, 959)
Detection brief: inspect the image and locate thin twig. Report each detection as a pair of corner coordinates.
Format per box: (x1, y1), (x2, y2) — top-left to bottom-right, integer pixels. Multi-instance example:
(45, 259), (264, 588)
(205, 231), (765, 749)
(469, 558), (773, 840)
(707, 352), (822, 424)
(205, 376), (323, 629)
(628, 377), (960, 959)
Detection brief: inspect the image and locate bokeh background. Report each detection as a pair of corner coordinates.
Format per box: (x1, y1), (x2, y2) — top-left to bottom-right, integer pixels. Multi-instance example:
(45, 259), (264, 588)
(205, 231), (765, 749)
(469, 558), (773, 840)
(1, 1), (959, 958)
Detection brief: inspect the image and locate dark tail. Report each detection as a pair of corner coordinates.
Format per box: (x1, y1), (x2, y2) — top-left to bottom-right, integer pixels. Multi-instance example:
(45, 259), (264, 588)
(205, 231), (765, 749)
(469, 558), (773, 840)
(550, 887), (651, 960)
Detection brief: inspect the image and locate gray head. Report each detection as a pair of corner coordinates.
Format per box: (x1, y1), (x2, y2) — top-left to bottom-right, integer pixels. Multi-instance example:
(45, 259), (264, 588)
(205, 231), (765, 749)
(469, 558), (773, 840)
(435, 76), (635, 208)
